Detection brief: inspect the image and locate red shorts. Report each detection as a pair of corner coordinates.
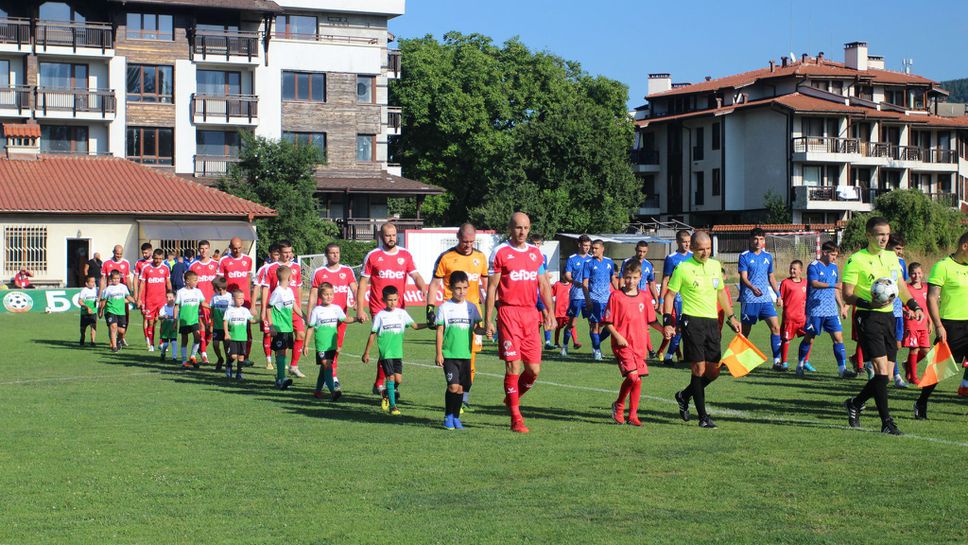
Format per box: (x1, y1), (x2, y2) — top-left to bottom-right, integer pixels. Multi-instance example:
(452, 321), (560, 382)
(782, 317), (806, 341)
(903, 328), (930, 348)
(555, 316), (569, 329)
(497, 305), (542, 363)
(644, 298), (657, 325)
(292, 312), (306, 333)
(615, 347), (647, 376)
(142, 302), (164, 320)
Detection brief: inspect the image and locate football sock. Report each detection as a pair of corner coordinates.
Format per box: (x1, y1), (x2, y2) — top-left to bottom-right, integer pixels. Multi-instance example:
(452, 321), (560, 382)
(180, 344), (187, 361)
(797, 341), (811, 366)
(263, 333), (272, 358)
(570, 326), (578, 345)
(462, 392), (470, 403)
(518, 369), (536, 397)
(781, 340), (791, 364)
(628, 376), (642, 418)
(855, 346), (864, 370)
(191, 343), (200, 358)
(331, 352), (339, 375)
(871, 374), (891, 422)
(833, 343), (847, 369)
(503, 373), (521, 419)
(616, 377), (634, 407)
(245, 339), (252, 359)
(375, 365), (386, 389)
(681, 376), (712, 401)
(667, 334), (682, 358)
(324, 367), (335, 392)
(560, 327), (569, 346)
(291, 339), (304, 367)
(315, 366), (325, 393)
(917, 384), (936, 404)
(386, 380), (396, 408)
(590, 333), (601, 351)
(544, 330), (552, 343)
(599, 328), (610, 342)
(445, 390), (462, 417)
(906, 351), (918, 380)
(275, 355), (287, 383)
(657, 338), (670, 358)
(770, 334), (782, 359)
(892, 361), (901, 378)
(691, 374), (707, 419)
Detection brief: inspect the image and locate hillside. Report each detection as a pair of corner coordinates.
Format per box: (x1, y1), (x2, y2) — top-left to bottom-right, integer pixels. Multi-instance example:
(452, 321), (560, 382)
(942, 78), (968, 102)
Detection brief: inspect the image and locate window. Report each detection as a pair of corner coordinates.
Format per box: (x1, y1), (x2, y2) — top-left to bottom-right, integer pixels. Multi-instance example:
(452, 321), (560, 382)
(711, 122), (720, 150)
(712, 168), (721, 196)
(4, 226), (47, 274)
(126, 13), (173, 41)
(275, 15), (317, 39)
(41, 125), (87, 153)
(281, 71), (325, 102)
(693, 127), (704, 160)
(126, 64), (173, 103)
(127, 127), (173, 165)
(282, 131), (326, 158)
(0, 59), (9, 88)
(196, 130), (240, 157)
(197, 70), (241, 96)
(357, 75), (374, 103)
(694, 171), (704, 205)
(39, 2), (84, 22)
(159, 239), (196, 257)
(356, 134), (375, 161)
(39, 62), (87, 88)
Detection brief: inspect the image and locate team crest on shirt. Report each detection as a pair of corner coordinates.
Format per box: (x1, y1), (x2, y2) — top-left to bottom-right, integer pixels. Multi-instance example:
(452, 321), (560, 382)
(473, 258), (480, 266)
(339, 273), (346, 279)
(377, 256), (384, 262)
(763, 258), (769, 264)
(693, 280), (700, 288)
(397, 258), (405, 265)
(529, 253), (537, 261)
(638, 303), (645, 312)
(712, 278), (719, 288)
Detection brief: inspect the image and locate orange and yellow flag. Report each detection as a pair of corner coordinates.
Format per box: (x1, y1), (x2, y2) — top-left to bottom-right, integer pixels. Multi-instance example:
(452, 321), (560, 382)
(918, 341), (963, 388)
(721, 334), (768, 378)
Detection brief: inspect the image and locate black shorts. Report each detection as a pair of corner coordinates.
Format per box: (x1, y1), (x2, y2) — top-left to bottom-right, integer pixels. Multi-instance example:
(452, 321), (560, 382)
(380, 358), (403, 377)
(226, 340), (247, 358)
(856, 310), (897, 362)
(81, 314), (97, 329)
(941, 320), (968, 364)
(212, 329), (225, 342)
(179, 323), (200, 335)
(316, 350), (337, 364)
(271, 332), (294, 351)
(443, 358), (472, 388)
(680, 315), (722, 363)
(105, 313), (127, 329)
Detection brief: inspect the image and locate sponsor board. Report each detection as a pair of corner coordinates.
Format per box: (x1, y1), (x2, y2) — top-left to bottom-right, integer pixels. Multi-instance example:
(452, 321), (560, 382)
(0, 288), (85, 314)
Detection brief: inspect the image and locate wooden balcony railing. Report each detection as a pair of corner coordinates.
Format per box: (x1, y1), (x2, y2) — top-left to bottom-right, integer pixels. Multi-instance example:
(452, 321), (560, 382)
(387, 106), (402, 130)
(36, 20), (112, 52)
(339, 218), (423, 241)
(191, 94), (258, 123)
(36, 88), (116, 116)
(193, 29), (260, 62)
(194, 155), (240, 177)
(792, 136), (860, 154)
(0, 17), (30, 46)
(386, 48), (401, 77)
(630, 148), (659, 165)
(921, 148), (957, 164)
(0, 85), (33, 113)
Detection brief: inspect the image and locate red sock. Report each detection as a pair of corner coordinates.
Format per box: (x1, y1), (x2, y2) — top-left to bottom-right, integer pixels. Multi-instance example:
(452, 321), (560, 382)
(199, 330), (208, 354)
(805, 343), (813, 362)
(245, 338), (252, 359)
(628, 377), (642, 418)
(504, 373), (521, 419)
(143, 319), (151, 343)
(263, 332), (272, 358)
(375, 364), (386, 389)
(855, 346), (864, 370)
(657, 338), (670, 356)
(554, 326), (562, 345)
(570, 326), (579, 344)
(781, 340), (790, 363)
(518, 369), (537, 397)
(331, 352), (339, 375)
(616, 376), (634, 407)
(291, 339), (303, 367)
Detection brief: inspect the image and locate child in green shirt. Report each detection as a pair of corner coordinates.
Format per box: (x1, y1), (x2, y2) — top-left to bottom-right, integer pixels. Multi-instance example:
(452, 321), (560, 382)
(78, 275), (98, 347)
(435, 271), (485, 430)
(362, 285), (426, 415)
(304, 282), (360, 401)
(159, 291), (177, 361)
(209, 277), (232, 371)
(174, 270), (208, 368)
(266, 265), (303, 390)
(99, 270), (136, 353)
(223, 289), (257, 381)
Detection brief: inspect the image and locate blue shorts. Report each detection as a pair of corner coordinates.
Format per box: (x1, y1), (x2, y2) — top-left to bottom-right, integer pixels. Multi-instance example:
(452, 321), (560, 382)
(895, 316), (904, 342)
(587, 300), (607, 323)
(567, 298), (589, 319)
(805, 315), (842, 336)
(741, 302), (777, 325)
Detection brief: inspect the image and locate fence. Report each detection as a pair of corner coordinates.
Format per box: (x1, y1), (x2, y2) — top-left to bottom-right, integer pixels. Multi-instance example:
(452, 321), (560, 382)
(713, 231), (836, 275)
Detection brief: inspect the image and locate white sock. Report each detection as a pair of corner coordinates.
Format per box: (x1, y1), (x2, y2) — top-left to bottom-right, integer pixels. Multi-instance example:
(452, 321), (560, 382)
(180, 345), (187, 361)
(191, 343), (200, 357)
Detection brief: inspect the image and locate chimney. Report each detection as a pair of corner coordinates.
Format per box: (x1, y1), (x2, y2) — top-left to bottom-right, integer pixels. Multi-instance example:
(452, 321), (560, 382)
(704, 75), (711, 82)
(647, 73), (672, 96)
(867, 55), (885, 70)
(781, 56), (789, 67)
(801, 53), (809, 64)
(817, 51), (824, 63)
(769, 59), (775, 72)
(3, 123), (41, 160)
(844, 41), (868, 71)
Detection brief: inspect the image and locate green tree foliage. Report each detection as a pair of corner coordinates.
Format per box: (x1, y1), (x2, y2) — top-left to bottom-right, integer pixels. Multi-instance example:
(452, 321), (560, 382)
(941, 78), (968, 102)
(763, 190), (791, 224)
(841, 190), (964, 252)
(219, 133), (339, 257)
(390, 32), (640, 236)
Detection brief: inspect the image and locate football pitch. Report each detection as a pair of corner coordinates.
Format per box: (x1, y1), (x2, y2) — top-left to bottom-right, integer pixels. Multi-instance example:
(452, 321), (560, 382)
(2, 310), (966, 545)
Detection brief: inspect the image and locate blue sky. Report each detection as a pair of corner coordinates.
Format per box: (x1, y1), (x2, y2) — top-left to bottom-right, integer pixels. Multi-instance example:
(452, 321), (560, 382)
(391, 0), (968, 109)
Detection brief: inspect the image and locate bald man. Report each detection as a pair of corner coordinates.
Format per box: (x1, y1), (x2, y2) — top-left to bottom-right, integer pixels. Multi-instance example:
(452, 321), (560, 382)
(218, 236), (255, 361)
(485, 212), (556, 433)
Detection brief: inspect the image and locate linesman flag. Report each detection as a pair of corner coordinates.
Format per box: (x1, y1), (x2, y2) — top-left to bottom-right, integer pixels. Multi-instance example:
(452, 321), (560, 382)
(918, 341), (963, 388)
(721, 334), (768, 378)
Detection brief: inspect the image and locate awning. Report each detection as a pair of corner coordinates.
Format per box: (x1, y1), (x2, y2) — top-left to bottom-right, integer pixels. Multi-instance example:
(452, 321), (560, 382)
(138, 220), (257, 241)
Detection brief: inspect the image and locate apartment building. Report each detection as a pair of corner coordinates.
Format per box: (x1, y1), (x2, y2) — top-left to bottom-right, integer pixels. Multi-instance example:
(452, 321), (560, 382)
(631, 42), (968, 225)
(0, 0), (439, 238)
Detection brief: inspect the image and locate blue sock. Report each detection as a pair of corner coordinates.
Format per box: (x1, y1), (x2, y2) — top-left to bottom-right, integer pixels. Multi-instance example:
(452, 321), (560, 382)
(893, 362), (900, 377)
(770, 334), (782, 359)
(544, 330), (552, 343)
(797, 341), (811, 366)
(563, 328), (572, 346)
(833, 343), (847, 370)
(667, 334), (682, 359)
(599, 329), (610, 342)
(591, 333), (601, 351)
(386, 381), (396, 408)
(324, 366), (335, 392)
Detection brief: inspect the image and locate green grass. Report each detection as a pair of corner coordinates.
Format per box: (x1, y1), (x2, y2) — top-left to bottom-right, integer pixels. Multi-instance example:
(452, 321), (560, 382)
(1, 309), (966, 545)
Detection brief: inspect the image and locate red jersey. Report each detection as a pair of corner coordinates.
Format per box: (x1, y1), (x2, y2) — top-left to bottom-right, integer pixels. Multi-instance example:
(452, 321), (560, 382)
(218, 255), (253, 302)
(361, 247), (416, 315)
(488, 242), (545, 308)
(904, 282), (929, 332)
(135, 258), (150, 276)
(779, 278), (807, 322)
(138, 263), (170, 307)
(261, 260), (303, 308)
(551, 281), (571, 318)
(311, 264), (356, 310)
(602, 289), (650, 361)
(190, 259), (220, 301)
(102, 259), (131, 285)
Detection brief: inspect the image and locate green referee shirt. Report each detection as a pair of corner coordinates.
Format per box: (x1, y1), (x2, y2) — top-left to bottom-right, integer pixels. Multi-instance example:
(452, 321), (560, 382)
(842, 248), (904, 313)
(927, 256), (968, 320)
(667, 256), (725, 319)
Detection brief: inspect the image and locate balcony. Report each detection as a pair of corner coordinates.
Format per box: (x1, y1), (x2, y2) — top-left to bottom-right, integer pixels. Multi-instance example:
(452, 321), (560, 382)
(0, 18), (30, 52)
(0, 86), (33, 116)
(35, 88), (116, 120)
(192, 29), (260, 64)
(194, 155), (239, 177)
(36, 20), (113, 56)
(630, 148), (660, 172)
(792, 185), (875, 212)
(855, 142), (958, 171)
(191, 94), (258, 125)
(921, 192), (958, 205)
(637, 193), (661, 216)
(340, 218), (423, 241)
(386, 106), (401, 133)
(385, 48), (401, 78)
(791, 136), (860, 162)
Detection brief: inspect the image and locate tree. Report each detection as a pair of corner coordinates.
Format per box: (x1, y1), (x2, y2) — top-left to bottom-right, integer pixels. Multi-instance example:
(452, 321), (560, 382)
(841, 190), (964, 252)
(763, 190), (791, 224)
(219, 133), (339, 257)
(390, 32), (640, 236)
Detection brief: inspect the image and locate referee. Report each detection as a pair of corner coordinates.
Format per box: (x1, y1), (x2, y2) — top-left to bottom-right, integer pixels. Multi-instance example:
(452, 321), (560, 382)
(914, 230), (968, 418)
(842, 217), (923, 435)
(664, 231), (741, 429)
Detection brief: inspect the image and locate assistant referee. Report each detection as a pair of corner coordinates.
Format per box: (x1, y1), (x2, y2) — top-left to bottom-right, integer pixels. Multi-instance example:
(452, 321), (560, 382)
(663, 231), (741, 429)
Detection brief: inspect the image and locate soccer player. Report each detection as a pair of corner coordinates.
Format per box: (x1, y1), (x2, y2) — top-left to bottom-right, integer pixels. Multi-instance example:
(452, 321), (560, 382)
(530, 233), (556, 350)
(357, 223), (428, 395)
(620, 240), (660, 355)
(902, 262), (930, 386)
(562, 234), (591, 355)
(99, 270), (136, 353)
(551, 275), (576, 350)
(435, 271), (485, 429)
(265, 265), (302, 390)
(485, 212), (556, 433)
(171, 254), (188, 292)
(777, 260), (807, 374)
(665, 231), (741, 429)
(190, 240), (220, 364)
(210, 278), (232, 371)
(362, 285), (426, 415)
(842, 217), (922, 435)
(78, 275), (98, 346)
(887, 236), (910, 387)
(134, 242), (153, 348)
(259, 240), (308, 379)
(738, 228), (783, 369)
(603, 259), (651, 426)
(915, 231), (968, 417)
(657, 229), (692, 365)
(798, 242), (851, 378)
(583, 239), (618, 361)
(138, 249), (171, 353)
(310, 242), (358, 392)
(174, 271), (207, 368)
(305, 282), (360, 400)
(223, 289), (256, 381)
(158, 291), (177, 361)
(218, 237), (254, 362)
(255, 244), (281, 369)
(101, 245), (133, 347)
(426, 223), (488, 409)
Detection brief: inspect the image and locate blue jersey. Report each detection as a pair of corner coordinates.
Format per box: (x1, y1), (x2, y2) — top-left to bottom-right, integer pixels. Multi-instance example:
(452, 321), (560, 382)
(738, 250), (775, 304)
(620, 257), (655, 292)
(565, 253), (591, 301)
(583, 257), (615, 303)
(806, 260), (840, 317)
(893, 257), (908, 317)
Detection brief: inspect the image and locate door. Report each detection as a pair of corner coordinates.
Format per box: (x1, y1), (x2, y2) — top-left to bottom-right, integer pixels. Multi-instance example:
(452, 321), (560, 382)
(66, 238), (89, 288)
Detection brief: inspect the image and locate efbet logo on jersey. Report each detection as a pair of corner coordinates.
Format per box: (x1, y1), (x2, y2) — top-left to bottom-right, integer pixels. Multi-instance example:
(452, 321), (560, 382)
(508, 270), (538, 281)
(331, 284), (352, 294)
(378, 269), (406, 280)
(227, 270), (248, 279)
(146, 276), (166, 284)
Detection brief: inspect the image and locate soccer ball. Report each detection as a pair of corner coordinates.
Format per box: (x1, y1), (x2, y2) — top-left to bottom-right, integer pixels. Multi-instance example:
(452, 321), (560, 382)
(44, 306), (52, 314)
(870, 277), (898, 306)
